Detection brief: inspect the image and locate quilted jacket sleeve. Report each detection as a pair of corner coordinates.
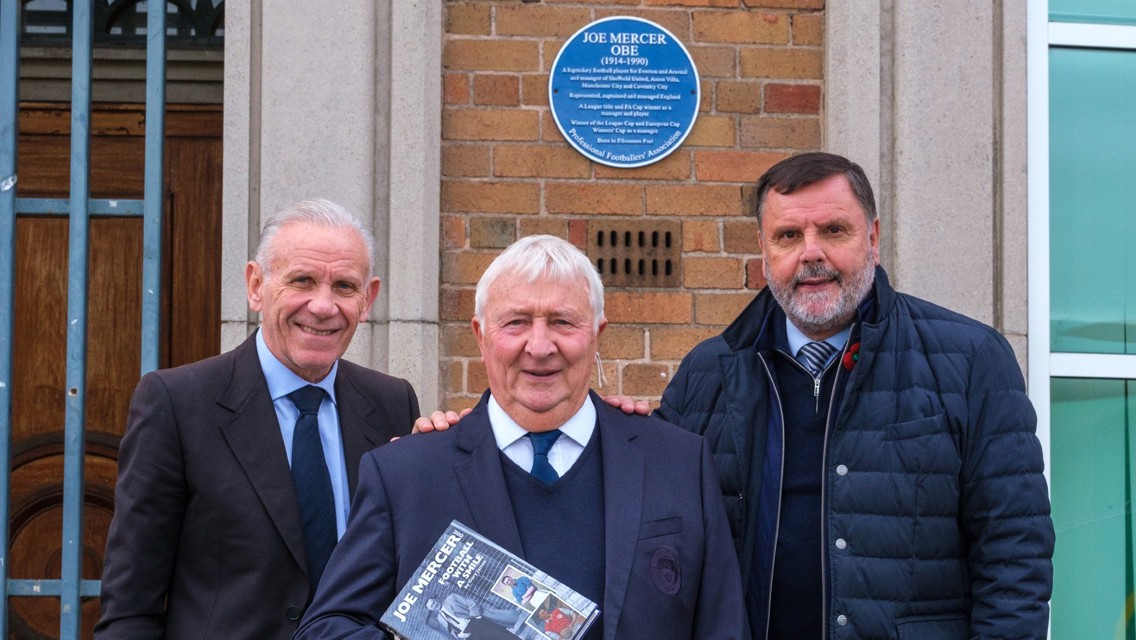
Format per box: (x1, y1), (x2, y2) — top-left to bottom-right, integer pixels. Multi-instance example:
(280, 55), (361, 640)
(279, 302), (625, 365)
(960, 331), (1055, 638)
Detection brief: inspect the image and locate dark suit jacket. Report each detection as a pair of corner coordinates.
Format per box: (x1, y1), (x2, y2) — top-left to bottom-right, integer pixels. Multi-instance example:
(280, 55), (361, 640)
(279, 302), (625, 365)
(94, 332), (419, 640)
(294, 391), (745, 640)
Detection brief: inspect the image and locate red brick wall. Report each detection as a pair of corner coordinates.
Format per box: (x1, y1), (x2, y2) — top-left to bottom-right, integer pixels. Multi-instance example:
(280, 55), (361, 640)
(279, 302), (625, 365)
(441, 0), (824, 410)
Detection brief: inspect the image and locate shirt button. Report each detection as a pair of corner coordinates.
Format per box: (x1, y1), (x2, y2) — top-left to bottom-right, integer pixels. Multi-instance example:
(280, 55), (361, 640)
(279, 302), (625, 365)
(286, 606), (302, 621)
(836, 614), (848, 626)
(835, 538), (847, 550)
(836, 464), (848, 476)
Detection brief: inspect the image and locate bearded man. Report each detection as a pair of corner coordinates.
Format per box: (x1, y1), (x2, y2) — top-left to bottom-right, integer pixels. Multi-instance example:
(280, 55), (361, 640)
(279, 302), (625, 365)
(649, 152), (1054, 639)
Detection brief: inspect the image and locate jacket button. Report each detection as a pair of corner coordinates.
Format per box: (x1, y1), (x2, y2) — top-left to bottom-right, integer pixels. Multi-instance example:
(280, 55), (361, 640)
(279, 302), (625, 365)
(835, 464), (848, 476)
(286, 606), (302, 621)
(836, 614), (848, 626)
(835, 538), (847, 550)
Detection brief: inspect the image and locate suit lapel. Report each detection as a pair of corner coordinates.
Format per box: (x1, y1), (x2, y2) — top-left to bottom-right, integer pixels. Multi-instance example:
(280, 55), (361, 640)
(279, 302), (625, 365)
(452, 398), (526, 557)
(334, 366), (383, 495)
(217, 335), (309, 571)
(594, 395), (645, 640)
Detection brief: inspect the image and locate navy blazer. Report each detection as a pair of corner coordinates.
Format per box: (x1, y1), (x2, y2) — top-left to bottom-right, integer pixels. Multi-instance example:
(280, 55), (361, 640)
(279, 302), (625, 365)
(294, 391), (745, 640)
(95, 333), (420, 640)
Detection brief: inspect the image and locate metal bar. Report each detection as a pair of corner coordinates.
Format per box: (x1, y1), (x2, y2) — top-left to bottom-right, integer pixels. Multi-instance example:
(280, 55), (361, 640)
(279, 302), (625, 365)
(142, 0), (167, 375)
(1050, 21), (1136, 48)
(61, 2), (93, 637)
(17, 197), (145, 216)
(1050, 353), (1136, 380)
(1026, 0), (1053, 495)
(6, 580), (101, 598)
(1049, 11), (1136, 28)
(0, 0), (21, 636)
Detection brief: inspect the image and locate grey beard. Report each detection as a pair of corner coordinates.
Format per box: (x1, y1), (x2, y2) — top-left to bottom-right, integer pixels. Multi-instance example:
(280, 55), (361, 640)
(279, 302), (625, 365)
(766, 251), (876, 338)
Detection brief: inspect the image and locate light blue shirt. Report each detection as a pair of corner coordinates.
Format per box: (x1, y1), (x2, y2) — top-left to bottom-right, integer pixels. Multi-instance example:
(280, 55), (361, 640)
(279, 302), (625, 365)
(255, 329), (350, 539)
(488, 394), (595, 477)
(785, 319), (852, 370)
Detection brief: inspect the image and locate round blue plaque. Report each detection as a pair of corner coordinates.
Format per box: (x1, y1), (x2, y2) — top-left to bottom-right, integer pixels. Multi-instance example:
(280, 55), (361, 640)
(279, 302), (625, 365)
(549, 17), (700, 168)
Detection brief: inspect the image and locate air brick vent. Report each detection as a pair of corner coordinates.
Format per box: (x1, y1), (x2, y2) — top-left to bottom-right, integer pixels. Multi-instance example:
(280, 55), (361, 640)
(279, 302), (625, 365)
(587, 221), (681, 288)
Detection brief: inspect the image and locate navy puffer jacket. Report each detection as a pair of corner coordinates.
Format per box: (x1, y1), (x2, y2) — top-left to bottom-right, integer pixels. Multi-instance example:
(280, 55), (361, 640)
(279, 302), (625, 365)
(656, 267), (1054, 640)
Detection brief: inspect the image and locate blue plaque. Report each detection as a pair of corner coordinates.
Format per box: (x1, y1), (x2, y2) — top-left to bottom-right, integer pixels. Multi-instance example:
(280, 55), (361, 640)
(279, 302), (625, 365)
(549, 17), (700, 168)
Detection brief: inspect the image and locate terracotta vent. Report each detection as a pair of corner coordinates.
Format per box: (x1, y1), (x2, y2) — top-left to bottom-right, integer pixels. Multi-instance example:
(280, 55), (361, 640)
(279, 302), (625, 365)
(587, 221), (681, 288)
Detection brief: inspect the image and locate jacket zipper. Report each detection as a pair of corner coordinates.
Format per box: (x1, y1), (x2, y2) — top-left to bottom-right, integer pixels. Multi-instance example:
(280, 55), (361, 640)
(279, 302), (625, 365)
(786, 350), (823, 412)
(756, 353), (785, 640)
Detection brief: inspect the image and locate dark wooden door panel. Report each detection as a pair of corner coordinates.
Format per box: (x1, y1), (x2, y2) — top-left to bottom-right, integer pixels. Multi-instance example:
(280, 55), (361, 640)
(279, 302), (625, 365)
(9, 103), (222, 639)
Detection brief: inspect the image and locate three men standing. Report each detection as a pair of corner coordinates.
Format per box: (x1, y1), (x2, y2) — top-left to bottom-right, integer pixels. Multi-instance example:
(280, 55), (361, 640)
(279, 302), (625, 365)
(96, 151), (1054, 640)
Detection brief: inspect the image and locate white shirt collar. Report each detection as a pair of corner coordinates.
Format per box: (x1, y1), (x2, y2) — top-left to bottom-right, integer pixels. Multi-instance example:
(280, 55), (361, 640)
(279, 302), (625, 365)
(255, 328), (338, 403)
(487, 394), (596, 450)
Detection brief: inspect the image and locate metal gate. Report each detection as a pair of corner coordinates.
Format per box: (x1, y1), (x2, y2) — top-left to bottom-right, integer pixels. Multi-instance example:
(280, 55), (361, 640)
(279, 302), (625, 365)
(0, 1), (167, 636)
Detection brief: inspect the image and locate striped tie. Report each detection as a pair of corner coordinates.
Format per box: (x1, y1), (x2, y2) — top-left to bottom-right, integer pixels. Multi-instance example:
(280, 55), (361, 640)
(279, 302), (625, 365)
(797, 341), (837, 376)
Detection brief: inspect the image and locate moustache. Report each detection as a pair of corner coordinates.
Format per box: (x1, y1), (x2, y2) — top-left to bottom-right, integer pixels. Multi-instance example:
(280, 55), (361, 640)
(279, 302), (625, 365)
(792, 264), (842, 288)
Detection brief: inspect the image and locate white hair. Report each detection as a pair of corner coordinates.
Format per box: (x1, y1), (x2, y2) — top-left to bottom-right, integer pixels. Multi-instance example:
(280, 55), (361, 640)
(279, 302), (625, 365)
(253, 198), (376, 277)
(474, 235), (605, 331)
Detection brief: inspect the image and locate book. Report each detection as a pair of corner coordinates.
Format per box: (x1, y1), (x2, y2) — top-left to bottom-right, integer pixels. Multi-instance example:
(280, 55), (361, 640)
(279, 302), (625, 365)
(380, 520), (600, 640)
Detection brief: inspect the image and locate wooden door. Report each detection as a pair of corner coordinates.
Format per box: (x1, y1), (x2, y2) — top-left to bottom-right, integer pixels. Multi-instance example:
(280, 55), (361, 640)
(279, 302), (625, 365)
(7, 102), (222, 639)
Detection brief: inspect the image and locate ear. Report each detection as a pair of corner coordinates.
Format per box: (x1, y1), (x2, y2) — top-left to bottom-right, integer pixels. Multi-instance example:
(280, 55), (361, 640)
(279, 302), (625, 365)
(358, 277), (382, 321)
(595, 317), (607, 340)
(246, 262), (264, 312)
(756, 230), (769, 272)
(869, 217), (881, 264)
(472, 315), (484, 352)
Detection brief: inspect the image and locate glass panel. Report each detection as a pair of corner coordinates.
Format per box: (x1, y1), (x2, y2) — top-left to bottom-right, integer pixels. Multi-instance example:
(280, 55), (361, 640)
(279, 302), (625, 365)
(1051, 0), (1136, 25)
(1049, 48), (1136, 354)
(1051, 377), (1136, 639)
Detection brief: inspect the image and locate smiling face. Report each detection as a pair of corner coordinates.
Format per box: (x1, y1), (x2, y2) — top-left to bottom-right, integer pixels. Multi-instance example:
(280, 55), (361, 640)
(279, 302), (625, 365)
(246, 221), (380, 382)
(759, 173), (879, 340)
(473, 273), (605, 433)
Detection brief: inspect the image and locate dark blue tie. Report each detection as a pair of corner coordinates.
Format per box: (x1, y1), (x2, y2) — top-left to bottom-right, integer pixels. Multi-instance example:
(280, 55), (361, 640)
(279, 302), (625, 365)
(289, 385), (336, 591)
(797, 341), (837, 376)
(526, 430), (562, 484)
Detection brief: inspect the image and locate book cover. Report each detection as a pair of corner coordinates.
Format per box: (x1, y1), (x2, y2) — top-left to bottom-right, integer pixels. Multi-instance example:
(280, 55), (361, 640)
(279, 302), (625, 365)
(380, 520), (600, 640)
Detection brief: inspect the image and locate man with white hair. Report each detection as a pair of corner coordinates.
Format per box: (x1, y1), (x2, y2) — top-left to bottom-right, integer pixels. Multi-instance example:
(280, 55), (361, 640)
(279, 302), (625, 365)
(96, 199), (420, 640)
(295, 235), (745, 639)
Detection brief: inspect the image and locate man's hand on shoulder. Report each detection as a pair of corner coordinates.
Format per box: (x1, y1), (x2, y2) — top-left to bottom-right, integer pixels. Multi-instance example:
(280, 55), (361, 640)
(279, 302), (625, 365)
(412, 409), (471, 434)
(602, 395), (651, 416)
(390, 408), (472, 442)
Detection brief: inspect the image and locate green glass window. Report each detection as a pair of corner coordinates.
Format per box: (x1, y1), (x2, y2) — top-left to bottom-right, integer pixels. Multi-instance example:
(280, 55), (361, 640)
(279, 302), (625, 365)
(1051, 377), (1136, 638)
(1049, 47), (1136, 354)
(1051, 0), (1136, 25)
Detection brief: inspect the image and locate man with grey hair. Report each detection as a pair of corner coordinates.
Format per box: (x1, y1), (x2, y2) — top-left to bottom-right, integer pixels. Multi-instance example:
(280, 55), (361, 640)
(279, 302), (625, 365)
(294, 235), (745, 639)
(95, 199), (420, 640)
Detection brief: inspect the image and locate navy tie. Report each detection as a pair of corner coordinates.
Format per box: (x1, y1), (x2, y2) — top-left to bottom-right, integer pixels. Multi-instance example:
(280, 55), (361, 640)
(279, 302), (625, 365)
(797, 341), (837, 376)
(289, 385), (336, 591)
(526, 430), (562, 484)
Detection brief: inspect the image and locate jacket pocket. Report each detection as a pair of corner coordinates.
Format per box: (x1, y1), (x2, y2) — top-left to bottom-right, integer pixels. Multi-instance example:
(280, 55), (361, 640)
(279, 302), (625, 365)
(887, 413), (946, 440)
(639, 515), (683, 539)
(895, 613), (966, 640)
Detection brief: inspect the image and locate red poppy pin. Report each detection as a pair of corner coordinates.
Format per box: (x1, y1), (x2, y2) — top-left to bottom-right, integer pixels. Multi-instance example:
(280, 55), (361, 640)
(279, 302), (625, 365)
(842, 342), (861, 371)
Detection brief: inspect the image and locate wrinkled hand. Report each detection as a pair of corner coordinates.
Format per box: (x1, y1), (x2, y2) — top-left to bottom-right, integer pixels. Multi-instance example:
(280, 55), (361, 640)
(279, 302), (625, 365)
(602, 395), (651, 416)
(390, 408), (472, 442)
(413, 408), (471, 434)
